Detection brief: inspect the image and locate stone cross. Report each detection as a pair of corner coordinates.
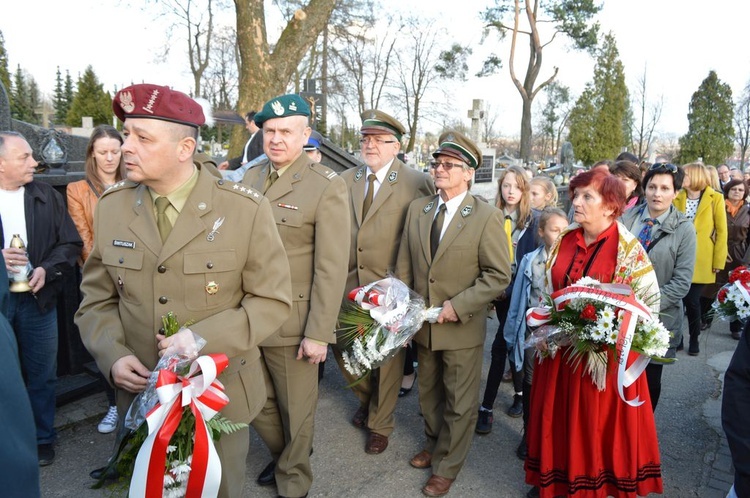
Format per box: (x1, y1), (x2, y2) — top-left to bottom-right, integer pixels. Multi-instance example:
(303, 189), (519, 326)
(467, 99), (484, 143)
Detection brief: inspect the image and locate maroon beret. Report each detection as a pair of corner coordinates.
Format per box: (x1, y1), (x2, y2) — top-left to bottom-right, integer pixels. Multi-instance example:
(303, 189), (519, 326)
(113, 84), (205, 128)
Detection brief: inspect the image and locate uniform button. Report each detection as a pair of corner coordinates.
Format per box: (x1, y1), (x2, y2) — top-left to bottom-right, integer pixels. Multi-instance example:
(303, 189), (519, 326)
(468, 314), (474, 319)
(359, 265), (364, 269)
(157, 265), (166, 273)
(282, 217), (287, 222)
(358, 247), (363, 252)
(240, 358), (246, 366)
(158, 327), (165, 334)
(299, 294), (304, 298)
(429, 278), (435, 283)
(206, 262), (214, 269)
(159, 296), (168, 304)
(119, 257), (124, 264)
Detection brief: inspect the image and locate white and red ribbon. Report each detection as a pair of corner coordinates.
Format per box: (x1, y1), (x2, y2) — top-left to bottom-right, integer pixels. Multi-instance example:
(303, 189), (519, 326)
(130, 353), (230, 498)
(526, 283), (654, 407)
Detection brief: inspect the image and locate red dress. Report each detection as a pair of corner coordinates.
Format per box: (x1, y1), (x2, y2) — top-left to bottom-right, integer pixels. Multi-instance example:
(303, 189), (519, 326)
(525, 224), (663, 497)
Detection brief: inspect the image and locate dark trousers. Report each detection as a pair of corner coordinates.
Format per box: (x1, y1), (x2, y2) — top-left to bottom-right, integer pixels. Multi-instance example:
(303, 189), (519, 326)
(481, 298), (523, 410)
(683, 283), (705, 342)
(645, 362), (663, 411)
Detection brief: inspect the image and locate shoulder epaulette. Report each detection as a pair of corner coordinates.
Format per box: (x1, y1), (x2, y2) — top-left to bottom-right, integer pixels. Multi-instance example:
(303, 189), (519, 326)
(309, 162), (338, 180)
(217, 179), (262, 204)
(100, 180), (138, 198)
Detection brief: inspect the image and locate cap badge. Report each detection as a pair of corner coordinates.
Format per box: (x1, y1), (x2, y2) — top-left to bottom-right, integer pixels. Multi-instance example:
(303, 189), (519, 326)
(445, 133), (455, 142)
(461, 205), (473, 217)
(119, 91), (135, 113)
(388, 171), (397, 183)
(206, 281), (219, 295)
(142, 89), (160, 115)
(423, 201), (434, 214)
(289, 101), (297, 111)
(272, 100), (285, 116)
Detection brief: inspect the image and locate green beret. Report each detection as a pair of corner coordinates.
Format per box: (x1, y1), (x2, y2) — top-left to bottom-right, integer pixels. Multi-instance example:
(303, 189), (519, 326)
(254, 94), (311, 127)
(433, 131), (482, 169)
(360, 109), (405, 141)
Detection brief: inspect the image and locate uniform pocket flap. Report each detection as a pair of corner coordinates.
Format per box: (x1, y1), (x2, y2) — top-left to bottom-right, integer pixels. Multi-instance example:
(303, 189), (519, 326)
(183, 250), (237, 274)
(292, 282), (312, 301)
(102, 247), (144, 270)
(272, 206), (303, 227)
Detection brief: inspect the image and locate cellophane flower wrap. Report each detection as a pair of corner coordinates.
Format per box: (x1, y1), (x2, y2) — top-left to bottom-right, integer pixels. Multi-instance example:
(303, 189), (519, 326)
(93, 312), (246, 498)
(524, 276), (672, 407)
(337, 277), (441, 379)
(712, 266), (750, 321)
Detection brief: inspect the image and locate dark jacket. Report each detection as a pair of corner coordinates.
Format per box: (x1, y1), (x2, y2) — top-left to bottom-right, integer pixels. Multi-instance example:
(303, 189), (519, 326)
(0, 263), (40, 497)
(725, 202), (750, 268)
(0, 181), (82, 312)
(501, 209), (541, 300)
(723, 321), (750, 498)
(227, 131), (264, 170)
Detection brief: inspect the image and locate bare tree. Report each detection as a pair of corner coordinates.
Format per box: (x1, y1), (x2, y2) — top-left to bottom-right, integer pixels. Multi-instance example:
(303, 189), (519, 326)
(480, 0), (601, 162)
(630, 66), (663, 161)
(149, 0), (221, 98)
(735, 83), (750, 170)
(482, 103), (500, 143)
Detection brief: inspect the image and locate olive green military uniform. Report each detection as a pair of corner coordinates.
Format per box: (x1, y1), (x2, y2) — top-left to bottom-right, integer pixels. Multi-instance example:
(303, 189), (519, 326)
(76, 164), (293, 498)
(396, 192), (510, 479)
(242, 152), (349, 497)
(334, 159), (434, 438)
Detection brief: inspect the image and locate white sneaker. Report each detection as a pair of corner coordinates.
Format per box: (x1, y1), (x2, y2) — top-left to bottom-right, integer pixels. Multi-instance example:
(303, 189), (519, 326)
(97, 405), (118, 434)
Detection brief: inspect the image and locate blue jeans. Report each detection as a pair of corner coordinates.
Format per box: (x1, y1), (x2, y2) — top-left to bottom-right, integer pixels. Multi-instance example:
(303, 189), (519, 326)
(7, 292), (58, 445)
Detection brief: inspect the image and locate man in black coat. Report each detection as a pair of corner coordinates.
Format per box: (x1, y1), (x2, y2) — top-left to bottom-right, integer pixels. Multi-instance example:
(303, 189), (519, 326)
(723, 321), (750, 498)
(0, 131), (82, 466)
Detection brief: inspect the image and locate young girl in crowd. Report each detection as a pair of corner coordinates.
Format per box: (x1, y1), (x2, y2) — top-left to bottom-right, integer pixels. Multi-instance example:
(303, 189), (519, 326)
(476, 166), (540, 434)
(528, 176), (558, 211)
(504, 208), (569, 459)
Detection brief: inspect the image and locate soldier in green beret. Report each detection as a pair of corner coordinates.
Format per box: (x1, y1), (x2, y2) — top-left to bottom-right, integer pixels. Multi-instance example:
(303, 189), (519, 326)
(243, 94), (350, 498)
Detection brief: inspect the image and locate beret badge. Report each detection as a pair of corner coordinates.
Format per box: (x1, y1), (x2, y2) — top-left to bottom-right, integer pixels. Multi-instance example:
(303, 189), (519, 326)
(272, 101), (285, 116)
(119, 91), (135, 113)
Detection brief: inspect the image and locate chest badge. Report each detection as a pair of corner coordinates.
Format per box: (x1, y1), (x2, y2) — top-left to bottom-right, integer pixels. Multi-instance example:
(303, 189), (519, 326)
(206, 281), (219, 295)
(354, 168), (363, 181)
(461, 205), (473, 217)
(207, 217), (225, 242)
(423, 201), (435, 214)
(388, 171), (397, 183)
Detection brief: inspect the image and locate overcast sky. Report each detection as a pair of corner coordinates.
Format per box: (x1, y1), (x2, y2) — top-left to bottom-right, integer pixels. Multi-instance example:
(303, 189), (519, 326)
(3, 0), (750, 139)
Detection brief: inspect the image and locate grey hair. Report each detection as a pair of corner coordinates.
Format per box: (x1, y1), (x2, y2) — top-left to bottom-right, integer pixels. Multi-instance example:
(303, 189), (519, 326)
(0, 131), (27, 157)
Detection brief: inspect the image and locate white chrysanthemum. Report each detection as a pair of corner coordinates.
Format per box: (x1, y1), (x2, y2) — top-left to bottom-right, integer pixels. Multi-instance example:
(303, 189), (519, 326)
(599, 306), (616, 324)
(172, 462), (191, 476)
(590, 326), (606, 342)
(167, 445), (177, 454)
(575, 276), (601, 287)
(605, 329), (619, 344)
(164, 474), (176, 487)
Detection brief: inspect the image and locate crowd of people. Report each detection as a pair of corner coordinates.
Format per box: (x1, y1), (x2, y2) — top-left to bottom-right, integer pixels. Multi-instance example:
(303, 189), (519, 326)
(1, 85), (749, 498)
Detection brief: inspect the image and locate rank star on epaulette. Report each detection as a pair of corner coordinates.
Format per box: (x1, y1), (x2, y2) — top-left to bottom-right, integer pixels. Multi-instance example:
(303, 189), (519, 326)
(388, 171), (397, 183)
(233, 184), (240, 190)
(423, 201), (435, 214)
(354, 168), (364, 181)
(461, 205), (473, 217)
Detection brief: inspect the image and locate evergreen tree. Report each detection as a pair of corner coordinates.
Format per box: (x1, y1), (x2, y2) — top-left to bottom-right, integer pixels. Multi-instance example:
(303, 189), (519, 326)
(567, 33), (629, 165)
(0, 30), (10, 95)
(53, 66), (71, 126)
(66, 66), (113, 127)
(679, 70), (735, 164)
(10, 65), (36, 123)
(64, 70), (74, 112)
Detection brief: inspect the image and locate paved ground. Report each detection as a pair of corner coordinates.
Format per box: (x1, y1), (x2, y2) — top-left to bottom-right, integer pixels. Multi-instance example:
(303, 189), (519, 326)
(41, 310), (738, 498)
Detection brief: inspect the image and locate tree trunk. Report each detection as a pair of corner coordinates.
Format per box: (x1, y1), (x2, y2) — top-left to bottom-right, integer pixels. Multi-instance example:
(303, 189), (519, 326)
(520, 96), (533, 162)
(229, 0), (336, 157)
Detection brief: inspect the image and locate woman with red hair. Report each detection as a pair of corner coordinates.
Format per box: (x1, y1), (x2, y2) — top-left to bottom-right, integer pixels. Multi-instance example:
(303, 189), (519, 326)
(525, 168), (663, 498)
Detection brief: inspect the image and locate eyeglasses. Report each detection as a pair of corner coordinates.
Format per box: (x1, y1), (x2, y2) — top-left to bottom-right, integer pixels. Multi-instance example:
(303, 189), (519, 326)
(649, 162), (678, 173)
(359, 137), (397, 146)
(429, 160), (464, 171)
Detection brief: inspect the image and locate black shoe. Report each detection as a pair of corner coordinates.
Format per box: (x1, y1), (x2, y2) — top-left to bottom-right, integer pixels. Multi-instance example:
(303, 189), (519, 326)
(90, 465), (119, 480)
(516, 432), (528, 460)
(38, 444), (54, 466)
(688, 336), (700, 356)
(257, 460), (276, 486)
(475, 409), (493, 434)
(507, 394), (523, 418)
(399, 372), (417, 398)
(526, 486), (540, 498)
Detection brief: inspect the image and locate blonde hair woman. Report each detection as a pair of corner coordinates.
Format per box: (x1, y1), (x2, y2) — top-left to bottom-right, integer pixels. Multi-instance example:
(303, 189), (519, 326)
(674, 162), (728, 355)
(528, 176), (559, 211)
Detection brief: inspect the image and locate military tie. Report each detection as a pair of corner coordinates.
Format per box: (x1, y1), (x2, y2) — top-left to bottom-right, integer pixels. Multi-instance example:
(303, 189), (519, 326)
(155, 196), (172, 242)
(638, 218), (657, 249)
(362, 174), (377, 217)
(504, 215), (514, 263)
(263, 170), (279, 194)
(430, 203), (447, 259)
